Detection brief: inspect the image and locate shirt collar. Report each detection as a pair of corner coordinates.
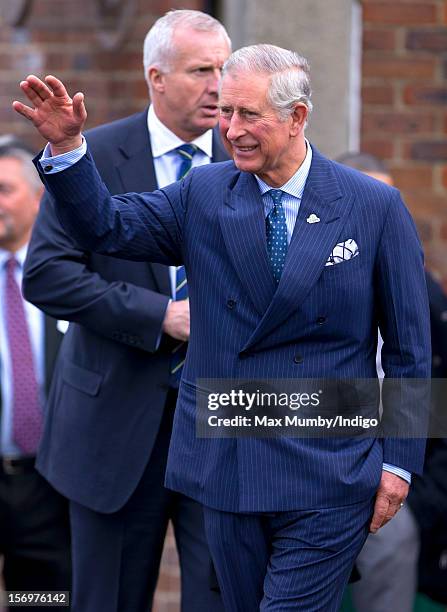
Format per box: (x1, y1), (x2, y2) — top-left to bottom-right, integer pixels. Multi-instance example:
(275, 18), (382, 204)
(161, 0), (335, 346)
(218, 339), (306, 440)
(255, 139), (313, 199)
(147, 105), (213, 159)
(0, 244), (28, 269)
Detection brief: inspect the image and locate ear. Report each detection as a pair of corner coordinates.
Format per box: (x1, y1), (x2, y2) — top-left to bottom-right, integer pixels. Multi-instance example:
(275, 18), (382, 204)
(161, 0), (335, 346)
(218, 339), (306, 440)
(148, 66), (165, 94)
(289, 103), (308, 136)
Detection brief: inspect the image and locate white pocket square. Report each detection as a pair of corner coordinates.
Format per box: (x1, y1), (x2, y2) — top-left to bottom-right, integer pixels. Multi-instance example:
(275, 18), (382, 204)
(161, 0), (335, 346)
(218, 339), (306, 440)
(325, 239), (359, 266)
(56, 320), (69, 334)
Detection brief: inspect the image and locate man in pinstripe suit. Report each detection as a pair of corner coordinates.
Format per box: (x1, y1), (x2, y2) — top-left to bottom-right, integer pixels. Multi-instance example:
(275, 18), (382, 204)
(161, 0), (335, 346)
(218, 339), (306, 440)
(14, 43), (431, 611)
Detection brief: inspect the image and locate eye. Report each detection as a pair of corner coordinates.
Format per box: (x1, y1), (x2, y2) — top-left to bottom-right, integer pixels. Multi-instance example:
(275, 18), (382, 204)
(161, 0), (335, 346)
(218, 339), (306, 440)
(193, 66), (212, 75)
(219, 107), (233, 117)
(242, 110), (258, 119)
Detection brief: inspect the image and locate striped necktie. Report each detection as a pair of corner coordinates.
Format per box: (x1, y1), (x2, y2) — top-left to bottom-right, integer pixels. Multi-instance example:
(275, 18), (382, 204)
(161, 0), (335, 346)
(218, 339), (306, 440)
(266, 189), (288, 284)
(176, 144), (198, 181)
(169, 144), (198, 386)
(4, 257), (42, 455)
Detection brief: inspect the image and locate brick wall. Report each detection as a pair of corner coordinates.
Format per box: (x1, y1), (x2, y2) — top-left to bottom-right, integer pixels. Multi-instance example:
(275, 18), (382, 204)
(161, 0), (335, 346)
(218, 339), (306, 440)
(0, 2), (207, 610)
(0, 0), (204, 149)
(361, 0), (447, 284)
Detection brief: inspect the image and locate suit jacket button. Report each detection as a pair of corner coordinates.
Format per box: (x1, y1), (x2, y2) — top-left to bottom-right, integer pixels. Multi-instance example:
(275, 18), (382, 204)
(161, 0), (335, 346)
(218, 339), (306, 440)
(227, 299), (236, 309)
(316, 316), (327, 325)
(43, 164), (53, 172)
(294, 355), (303, 364)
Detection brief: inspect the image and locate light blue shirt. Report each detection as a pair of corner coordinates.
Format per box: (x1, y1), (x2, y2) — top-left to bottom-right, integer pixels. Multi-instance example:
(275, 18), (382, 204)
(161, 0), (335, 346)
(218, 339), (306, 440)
(255, 140), (313, 243)
(0, 245), (45, 457)
(39, 140), (410, 483)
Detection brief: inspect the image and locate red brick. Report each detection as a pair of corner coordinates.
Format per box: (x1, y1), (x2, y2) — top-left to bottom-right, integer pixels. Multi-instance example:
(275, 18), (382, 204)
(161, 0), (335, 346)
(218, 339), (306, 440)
(361, 139), (395, 160)
(362, 85), (394, 105)
(406, 29), (447, 52)
(390, 165), (434, 190)
(363, 29), (396, 51)
(442, 166), (447, 188)
(151, 0), (203, 13)
(445, 0), (447, 24)
(363, 3), (437, 25)
(404, 86), (447, 106)
(362, 112), (434, 135)
(405, 141), (447, 161)
(95, 51), (142, 71)
(404, 193), (447, 216)
(362, 58), (435, 78)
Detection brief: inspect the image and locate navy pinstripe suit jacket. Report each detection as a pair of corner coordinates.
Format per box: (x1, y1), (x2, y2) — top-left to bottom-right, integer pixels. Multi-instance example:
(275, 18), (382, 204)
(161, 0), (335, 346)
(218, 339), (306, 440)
(39, 145), (431, 513)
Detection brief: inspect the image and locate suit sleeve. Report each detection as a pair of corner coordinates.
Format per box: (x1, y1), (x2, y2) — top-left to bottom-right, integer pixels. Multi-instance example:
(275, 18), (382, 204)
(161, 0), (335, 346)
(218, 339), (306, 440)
(36, 149), (186, 265)
(23, 192), (170, 353)
(375, 189), (431, 474)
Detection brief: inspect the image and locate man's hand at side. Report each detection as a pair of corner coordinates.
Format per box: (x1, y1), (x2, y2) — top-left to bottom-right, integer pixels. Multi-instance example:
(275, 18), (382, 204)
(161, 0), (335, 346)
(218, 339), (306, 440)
(370, 470), (409, 534)
(162, 299), (190, 342)
(13, 74), (86, 155)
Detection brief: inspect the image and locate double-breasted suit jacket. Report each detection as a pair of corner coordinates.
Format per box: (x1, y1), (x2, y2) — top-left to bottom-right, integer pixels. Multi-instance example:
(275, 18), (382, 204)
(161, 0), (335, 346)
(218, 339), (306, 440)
(37, 144), (431, 514)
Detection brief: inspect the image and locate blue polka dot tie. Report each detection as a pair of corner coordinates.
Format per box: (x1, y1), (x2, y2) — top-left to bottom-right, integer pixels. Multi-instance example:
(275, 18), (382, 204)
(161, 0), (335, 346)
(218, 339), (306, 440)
(266, 189), (288, 284)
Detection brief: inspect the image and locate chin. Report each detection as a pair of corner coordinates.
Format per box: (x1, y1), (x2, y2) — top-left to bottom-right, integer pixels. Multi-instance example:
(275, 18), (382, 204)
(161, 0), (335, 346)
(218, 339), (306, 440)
(233, 159), (258, 174)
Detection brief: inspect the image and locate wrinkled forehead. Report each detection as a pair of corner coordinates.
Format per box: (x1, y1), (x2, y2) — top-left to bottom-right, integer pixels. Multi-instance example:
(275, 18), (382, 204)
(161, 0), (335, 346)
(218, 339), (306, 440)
(220, 69), (271, 99)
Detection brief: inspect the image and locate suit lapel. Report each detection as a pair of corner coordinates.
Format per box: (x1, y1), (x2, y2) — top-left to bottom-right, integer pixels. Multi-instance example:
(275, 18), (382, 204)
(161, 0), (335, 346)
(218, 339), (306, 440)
(219, 172), (276, 316)
(114, 110), (171, 294)
(115, 111), (157, 194)
(241, 148), (355, 350)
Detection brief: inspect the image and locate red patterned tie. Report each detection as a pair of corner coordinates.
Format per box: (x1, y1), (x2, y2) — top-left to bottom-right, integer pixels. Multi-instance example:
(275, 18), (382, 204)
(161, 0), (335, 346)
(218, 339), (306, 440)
(4, 257), (42, 455)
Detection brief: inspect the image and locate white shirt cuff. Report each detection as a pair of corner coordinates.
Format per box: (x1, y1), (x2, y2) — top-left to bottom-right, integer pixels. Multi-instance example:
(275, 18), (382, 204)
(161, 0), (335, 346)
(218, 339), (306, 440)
(382, 462), (411, 484)
(39, 137), (87, 174)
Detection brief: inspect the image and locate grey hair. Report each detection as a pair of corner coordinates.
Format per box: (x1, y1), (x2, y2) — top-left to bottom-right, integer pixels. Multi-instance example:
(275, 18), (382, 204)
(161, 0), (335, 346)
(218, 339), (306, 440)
(143, 10), (231, 88)
(222, 44), (313, 121)
(0, 145), (42, 193)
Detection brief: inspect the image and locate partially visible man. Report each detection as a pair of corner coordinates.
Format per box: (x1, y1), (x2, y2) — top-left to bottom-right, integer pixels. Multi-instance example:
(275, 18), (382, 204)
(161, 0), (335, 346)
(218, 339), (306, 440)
(21, 9), (230, 612)
(338, 151), (447, 612)
(0, 140), (71, 610)
(14, 44), (430, 611)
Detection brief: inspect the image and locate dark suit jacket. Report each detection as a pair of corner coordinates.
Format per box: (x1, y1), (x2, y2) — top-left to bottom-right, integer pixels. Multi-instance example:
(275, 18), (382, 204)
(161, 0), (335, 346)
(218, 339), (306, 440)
(37, 146), (431, 514)
(23, 110), (228, 512)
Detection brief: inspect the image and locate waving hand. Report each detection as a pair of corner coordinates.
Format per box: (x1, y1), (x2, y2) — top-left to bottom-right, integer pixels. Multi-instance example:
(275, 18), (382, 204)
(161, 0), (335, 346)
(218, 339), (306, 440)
(13, 74), (86, 155)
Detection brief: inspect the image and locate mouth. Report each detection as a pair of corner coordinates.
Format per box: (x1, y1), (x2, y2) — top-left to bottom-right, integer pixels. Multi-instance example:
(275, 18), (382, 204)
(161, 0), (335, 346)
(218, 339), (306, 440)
(232, 144), (258, 156)
(201, 105), (219, 116)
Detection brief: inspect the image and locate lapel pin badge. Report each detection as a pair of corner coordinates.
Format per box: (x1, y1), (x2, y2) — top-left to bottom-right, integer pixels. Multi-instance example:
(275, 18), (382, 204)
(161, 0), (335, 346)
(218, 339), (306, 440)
(306, 214), (320, 224)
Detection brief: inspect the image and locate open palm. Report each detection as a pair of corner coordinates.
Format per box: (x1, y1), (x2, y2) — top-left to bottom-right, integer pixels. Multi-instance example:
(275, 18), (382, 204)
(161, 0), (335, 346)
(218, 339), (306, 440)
(13, 74), (87, 152)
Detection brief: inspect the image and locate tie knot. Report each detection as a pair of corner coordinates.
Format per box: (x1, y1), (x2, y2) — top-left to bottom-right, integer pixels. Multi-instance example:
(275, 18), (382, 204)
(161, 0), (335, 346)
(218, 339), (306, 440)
(176, 144), (198, 161)
(268, 189), (284, 206)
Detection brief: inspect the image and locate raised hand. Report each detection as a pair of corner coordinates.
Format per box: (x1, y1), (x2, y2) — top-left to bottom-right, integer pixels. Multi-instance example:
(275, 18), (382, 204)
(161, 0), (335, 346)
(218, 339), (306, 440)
(13, 74), (87, 155)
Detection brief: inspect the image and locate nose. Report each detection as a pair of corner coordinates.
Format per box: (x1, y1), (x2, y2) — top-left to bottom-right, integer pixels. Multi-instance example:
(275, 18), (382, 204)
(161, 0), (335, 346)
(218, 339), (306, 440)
(206, 68), (221, 95)
(226, 112), (245, 141)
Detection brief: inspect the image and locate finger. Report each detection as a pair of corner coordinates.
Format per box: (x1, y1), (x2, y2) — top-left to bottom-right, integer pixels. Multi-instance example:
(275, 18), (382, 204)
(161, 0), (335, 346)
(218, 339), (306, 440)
(12, 100), (36, 122)
(45, 74), (70, 98)
(24, 74), (53, 101)
(73, 92), (87, 123)
(369, 496), (389, 533)
(386, 500), (401, 521)
(19, 80), (46, 107)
